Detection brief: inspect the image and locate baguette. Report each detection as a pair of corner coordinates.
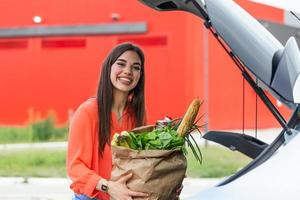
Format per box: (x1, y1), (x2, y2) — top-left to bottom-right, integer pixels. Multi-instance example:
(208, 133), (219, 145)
(177, 98), (201, 137)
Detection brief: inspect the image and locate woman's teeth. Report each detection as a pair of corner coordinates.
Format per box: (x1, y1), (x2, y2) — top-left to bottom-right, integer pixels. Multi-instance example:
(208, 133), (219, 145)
(119, 77), (132, 84)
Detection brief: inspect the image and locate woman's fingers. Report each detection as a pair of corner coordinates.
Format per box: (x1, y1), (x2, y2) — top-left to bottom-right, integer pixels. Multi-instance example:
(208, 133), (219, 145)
(118, 173), (133, 183)
(114, 173), (149, 198)
(175, 184), (183, 200)
(128, 190), (149, 197)
(176, 184), (183, 193)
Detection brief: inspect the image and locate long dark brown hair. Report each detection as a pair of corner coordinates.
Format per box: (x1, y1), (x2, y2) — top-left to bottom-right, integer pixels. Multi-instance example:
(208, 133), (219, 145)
(97, 42), (146, 155)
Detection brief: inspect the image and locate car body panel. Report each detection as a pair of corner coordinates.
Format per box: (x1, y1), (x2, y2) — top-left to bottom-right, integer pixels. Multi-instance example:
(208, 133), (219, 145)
(205, 0), (300, 105)
(189, 129), (300, 199)
(205, 0), (283, 86)
(271, 37), (300, 103)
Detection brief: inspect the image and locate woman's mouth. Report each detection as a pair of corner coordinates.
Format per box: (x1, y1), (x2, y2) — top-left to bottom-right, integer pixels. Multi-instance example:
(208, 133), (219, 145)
(118, 77), (133, 85)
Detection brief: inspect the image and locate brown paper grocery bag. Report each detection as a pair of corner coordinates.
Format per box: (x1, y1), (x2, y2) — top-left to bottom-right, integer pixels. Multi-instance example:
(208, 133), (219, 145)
(111, 146), (187, 200)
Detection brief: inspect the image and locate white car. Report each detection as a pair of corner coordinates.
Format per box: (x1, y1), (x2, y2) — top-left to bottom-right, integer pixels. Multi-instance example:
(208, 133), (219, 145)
(139, 0), (300, 199)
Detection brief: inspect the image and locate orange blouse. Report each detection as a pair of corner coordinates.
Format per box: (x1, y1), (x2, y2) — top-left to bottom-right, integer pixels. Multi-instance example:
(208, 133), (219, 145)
(66, 98), (135, 200)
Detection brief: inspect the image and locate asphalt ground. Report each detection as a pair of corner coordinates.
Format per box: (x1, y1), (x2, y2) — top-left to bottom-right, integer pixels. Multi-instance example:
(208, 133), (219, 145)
(0, 177), (221, 200)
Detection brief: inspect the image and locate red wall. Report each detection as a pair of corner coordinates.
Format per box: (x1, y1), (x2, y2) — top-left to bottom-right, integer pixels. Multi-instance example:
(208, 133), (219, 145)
(0, 0), (292, 129)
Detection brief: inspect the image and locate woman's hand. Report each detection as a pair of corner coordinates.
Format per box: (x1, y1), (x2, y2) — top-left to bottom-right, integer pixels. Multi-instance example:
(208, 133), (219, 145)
(175, 184), (183, 200)
(107, 173), (149, 200)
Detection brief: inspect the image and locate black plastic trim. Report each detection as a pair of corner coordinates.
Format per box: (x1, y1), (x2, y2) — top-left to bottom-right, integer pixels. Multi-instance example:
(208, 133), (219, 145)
(203, 131), (268, 159)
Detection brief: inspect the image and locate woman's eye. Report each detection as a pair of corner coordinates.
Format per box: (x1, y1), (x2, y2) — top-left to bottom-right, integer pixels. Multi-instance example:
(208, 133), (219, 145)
(117, 62), (126, 67)
(133, 66), (141, 71)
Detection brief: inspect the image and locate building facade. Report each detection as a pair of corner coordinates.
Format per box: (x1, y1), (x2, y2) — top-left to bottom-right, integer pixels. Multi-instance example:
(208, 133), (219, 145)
(0, 0), (294, 130)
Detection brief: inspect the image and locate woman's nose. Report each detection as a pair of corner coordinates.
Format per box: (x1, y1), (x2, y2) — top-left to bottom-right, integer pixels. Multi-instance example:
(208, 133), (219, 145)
(124, 65), (133, 74)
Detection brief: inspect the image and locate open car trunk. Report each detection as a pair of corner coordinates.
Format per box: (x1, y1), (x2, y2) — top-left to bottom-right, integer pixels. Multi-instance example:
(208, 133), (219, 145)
(138, 0), (300, 199)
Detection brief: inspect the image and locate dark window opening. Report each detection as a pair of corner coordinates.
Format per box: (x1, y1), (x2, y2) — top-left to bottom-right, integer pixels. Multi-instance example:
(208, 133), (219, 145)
(41, 39), (86, 48)
(0, 40), (28, 49)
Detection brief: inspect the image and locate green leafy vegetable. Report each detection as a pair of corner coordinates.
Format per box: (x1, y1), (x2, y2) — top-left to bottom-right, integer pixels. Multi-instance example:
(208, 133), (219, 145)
(112, 119), (204, 165)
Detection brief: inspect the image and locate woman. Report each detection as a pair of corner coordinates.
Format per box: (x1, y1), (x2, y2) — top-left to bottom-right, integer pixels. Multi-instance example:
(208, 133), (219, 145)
(67, 42), (149, 200)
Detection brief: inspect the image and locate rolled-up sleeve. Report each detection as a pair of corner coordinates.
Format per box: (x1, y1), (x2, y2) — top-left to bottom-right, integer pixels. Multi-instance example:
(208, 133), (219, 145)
(66, 106), (101, 197)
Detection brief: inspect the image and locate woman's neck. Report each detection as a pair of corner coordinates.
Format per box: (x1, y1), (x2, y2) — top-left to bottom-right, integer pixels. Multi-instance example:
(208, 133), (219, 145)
(112, 90), (128, 120)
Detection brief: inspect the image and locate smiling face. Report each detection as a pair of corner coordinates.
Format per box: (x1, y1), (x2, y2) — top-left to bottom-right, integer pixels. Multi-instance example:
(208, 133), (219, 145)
(110, 50), (142, 94)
